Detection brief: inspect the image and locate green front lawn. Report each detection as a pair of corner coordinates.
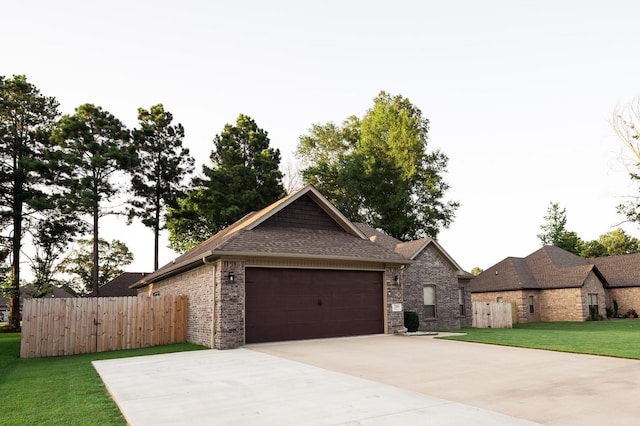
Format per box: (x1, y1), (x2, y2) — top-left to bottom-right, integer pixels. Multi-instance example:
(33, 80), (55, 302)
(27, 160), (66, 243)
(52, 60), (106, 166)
(440, 319), (640, 359)
(0, 333), (205, 426)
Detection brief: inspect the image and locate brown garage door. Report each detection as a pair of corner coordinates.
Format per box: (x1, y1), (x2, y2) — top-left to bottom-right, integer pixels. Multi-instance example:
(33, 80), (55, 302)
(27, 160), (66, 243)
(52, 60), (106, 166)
(245, 268), (383, 343)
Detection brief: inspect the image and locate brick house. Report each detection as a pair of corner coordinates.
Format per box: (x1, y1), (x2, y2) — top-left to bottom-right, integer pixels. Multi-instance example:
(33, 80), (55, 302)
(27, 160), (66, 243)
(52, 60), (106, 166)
(471, 246), (609, 322)
(132, 185), (471, 349)
(132, 185), (410, 349)
(356, 223), (473, 329)
(591, 253), (640, 316)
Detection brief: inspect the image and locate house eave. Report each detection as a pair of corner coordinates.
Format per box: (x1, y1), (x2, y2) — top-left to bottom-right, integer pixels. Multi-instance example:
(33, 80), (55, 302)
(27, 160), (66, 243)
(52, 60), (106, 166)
(131, 249), (413, 288)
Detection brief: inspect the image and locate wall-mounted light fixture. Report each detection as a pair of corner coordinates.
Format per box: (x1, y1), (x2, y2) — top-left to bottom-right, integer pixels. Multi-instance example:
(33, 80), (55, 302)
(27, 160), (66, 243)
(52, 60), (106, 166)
(394, 274), (400, 285)
(228, 271), (235, 282)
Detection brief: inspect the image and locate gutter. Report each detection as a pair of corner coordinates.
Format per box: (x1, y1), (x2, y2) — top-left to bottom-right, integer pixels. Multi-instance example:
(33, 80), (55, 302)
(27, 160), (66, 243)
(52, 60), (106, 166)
(131, 250), (413, 288)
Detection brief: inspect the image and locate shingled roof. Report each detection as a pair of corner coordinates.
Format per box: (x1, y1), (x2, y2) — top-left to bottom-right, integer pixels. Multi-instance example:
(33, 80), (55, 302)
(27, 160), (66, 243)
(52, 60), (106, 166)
(590, 253), (640, 288)
(355, 223), (472, 278)
(472, 246), (606, 293)
(133, 185), (409, 288)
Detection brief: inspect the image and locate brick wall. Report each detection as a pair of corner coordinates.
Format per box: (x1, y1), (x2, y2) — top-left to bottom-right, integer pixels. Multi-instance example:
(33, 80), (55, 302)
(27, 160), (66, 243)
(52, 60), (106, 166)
(539, 288), (583, 321)
(385, 266), (404, 333)
(214, 259), (245, 349)
(608, 287), (640, 316)
(402, 245), (470, 329)
(472, 272), (607, 323)
(139, 263), (214, 348)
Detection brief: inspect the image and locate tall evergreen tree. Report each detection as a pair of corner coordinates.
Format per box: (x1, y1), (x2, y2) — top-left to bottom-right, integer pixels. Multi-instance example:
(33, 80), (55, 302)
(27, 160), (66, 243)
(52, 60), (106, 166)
(129, 104), (194, 270)
(537, 201), (582, 254)
(52, 104), (137, 293)
(0, 75), (59, 330)
(167, 114), (285, 251)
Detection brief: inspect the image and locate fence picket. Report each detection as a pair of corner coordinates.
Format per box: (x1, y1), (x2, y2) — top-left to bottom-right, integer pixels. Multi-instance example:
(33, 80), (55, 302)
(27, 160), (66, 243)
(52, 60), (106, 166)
(20, 295), (187, 358)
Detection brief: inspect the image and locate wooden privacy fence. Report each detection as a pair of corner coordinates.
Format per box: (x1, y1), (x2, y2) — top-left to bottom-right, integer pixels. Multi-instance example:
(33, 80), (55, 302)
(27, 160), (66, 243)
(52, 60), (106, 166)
(20, 295), (187, 358)
(472, 301), (514, 328)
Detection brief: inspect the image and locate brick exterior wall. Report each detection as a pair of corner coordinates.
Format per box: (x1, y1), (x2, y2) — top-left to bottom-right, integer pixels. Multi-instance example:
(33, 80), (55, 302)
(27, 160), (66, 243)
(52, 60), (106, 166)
(538, 288), (583, 321)
(402, 245), (472, 330)
(472, 272), (607, 323)
(607, 287), (640, 316)
(214, 259), (245, 349)
(138, 263), (214, 347)
(385, 266), (404, 333)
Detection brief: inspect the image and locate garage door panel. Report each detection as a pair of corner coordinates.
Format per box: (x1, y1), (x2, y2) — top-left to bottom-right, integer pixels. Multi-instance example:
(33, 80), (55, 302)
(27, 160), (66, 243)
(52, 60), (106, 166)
(245, 268), (383, 343)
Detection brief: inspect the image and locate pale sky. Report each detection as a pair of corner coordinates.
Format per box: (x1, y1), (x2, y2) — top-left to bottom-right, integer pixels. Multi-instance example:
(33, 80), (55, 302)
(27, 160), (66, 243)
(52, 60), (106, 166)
(3, 0), (639, 273)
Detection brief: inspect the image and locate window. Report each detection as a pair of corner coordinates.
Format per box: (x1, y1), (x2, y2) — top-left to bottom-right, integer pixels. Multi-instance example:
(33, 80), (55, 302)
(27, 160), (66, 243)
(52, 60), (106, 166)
(423, 285), (436, 318)
(528, 295), (535, 314)
(458, 288), (465, 316)
(588, 293), (599, 316)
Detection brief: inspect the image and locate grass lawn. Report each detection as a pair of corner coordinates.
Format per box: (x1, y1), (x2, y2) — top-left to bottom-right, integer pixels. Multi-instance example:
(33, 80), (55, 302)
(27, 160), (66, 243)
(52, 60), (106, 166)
(439, 319), (640, 359)
(0, 333), (206, 426)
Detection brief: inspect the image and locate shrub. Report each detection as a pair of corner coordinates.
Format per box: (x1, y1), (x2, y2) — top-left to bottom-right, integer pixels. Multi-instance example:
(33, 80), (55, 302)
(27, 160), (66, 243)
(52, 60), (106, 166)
(614, 299), (620, 317)
(626, 309), (638, 318)
(606, 306), (614, 318)
(404, 311), (420, 332)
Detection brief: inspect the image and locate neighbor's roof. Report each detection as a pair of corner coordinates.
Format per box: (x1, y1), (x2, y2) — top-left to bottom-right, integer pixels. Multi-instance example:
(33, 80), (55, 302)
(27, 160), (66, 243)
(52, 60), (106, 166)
(87, 272), (150, 297)
(1, 285), (74, 307)
(472, 246), (605, 292)
(133, 185), (409, 288)
(590, 253), (640, 288)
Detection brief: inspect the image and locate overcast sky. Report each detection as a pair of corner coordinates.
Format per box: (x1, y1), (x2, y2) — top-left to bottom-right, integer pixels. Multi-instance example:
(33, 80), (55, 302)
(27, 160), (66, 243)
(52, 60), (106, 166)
(3, 0), (639, 273)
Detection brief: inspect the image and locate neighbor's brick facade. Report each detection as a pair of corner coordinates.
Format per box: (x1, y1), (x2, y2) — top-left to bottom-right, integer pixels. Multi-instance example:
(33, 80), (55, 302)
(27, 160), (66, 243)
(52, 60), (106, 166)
(472, 271), (607, 323)
(402, 245), (472, 330)
(607, 287), (640, 316)
(138, 263), (214, 347)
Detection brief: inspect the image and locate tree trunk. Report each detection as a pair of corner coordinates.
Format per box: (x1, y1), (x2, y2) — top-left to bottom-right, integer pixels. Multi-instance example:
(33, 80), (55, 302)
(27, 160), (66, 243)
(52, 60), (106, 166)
(154, 207), (159, 271)
(93, 205), (99, 296)
(9, 204), (22, 331)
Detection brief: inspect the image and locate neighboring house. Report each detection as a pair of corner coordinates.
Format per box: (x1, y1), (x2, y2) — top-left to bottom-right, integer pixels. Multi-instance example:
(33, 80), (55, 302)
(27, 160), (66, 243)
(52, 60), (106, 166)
(471, 246), (609, 322)
(0, 284), (74, 321)
(132, 185), (411, 349)
(590, 253), (640, 316)
(355, 223), (473, 329)
(87, 272), (150, 297)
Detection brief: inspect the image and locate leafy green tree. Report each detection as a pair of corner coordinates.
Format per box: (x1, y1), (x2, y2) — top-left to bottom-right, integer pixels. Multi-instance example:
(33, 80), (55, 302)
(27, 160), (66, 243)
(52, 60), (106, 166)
(27, 209), (82, 297)
(0, 75), (59, 329)
(59, 239), (133, 295)
(167, 114), (285, 251)
(297, 91), (458, 240)
(580, 228), (640, 257)
(537, 202), (583, 254)
(129, 104), (194, 270)
(471, 267), (484, 276)
(298, 117), (362, 220)
(52, 104), (137, 293)
(578, 240), (607, 258)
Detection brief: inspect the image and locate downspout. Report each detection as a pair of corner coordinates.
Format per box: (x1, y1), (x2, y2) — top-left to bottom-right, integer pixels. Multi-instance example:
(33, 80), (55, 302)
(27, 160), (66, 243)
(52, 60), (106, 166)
(202, 256), (216, 348)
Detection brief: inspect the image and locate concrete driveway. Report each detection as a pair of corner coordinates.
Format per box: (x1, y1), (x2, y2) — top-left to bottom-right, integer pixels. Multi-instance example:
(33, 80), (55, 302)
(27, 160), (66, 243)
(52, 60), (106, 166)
(93, 334), (640, 425)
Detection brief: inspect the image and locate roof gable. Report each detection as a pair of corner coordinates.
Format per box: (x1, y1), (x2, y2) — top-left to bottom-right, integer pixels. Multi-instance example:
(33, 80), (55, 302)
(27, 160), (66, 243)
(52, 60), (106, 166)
(135, 185), (407, 287)
(258, 193), (345, 232)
